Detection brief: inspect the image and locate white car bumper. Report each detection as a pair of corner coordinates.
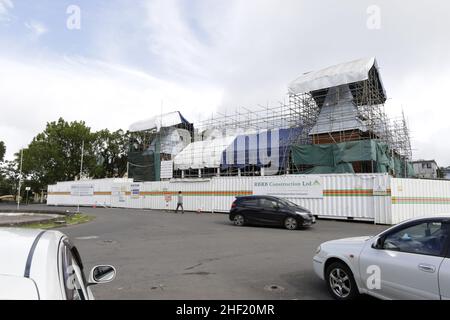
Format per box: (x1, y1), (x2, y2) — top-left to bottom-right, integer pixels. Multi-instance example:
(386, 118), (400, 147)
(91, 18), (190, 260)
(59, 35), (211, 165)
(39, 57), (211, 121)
(313, 255), (325, 280)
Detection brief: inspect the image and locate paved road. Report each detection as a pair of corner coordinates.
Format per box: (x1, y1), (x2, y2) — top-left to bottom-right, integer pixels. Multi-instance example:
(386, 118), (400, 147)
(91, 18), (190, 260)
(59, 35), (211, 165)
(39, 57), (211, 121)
(1, 204), (388, 299)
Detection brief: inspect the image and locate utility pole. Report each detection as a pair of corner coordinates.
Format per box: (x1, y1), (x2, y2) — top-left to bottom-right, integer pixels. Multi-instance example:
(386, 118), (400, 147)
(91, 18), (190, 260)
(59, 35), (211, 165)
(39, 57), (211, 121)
(80, 140), (84, 180)
(17, 149), (23, 210)
(25, 187), (30, 205)
(77, 140), (84, 213)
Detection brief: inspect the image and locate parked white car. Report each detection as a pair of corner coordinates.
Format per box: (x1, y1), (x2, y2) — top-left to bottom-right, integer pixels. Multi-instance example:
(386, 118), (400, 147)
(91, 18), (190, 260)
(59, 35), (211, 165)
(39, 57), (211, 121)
(0, 228), (116, 300)
(313, 216), (450, 300)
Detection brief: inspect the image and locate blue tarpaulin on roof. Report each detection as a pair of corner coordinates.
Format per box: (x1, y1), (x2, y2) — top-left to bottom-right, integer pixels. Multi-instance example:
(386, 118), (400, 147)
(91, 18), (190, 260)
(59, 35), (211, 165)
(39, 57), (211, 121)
(221, 127), (302, 171)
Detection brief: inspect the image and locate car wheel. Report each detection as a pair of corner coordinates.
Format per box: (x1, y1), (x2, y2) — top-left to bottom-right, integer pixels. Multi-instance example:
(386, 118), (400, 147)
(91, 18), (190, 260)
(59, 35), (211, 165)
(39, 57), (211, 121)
(284, 217), (298, 230)
(233, 214), (245, 226)
(325, 261), (358, 300)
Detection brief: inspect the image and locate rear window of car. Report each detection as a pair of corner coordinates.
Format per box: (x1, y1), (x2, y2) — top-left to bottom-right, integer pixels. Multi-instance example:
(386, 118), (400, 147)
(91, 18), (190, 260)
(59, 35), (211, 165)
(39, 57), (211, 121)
(238, 198), (259, 207)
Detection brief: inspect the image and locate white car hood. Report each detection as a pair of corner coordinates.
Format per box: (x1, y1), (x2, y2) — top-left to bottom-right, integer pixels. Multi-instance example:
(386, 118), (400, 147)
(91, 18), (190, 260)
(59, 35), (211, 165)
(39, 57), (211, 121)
(324, 236), (372, 246)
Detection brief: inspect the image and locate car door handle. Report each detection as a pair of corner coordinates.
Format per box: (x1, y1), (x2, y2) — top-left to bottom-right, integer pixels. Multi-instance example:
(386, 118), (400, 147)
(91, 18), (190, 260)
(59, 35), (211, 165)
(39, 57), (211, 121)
(418, 264), (436, 273)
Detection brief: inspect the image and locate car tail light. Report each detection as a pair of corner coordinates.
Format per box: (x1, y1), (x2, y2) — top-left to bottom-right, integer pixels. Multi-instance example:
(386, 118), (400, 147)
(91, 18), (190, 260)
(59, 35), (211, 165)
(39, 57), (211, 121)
(231, 201), (237, 209)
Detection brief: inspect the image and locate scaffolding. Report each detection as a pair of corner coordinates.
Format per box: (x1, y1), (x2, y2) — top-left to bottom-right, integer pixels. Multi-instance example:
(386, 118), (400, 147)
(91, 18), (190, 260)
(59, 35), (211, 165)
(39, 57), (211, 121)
(127, 112), (193, 181)
(171, 102), (305, 178)
(288, 62), (412, 166)
(173, 78), (412, 178)
(389, 112), (412, 161)
(196, 101), (302, 134)
(128, 57), (414, 179)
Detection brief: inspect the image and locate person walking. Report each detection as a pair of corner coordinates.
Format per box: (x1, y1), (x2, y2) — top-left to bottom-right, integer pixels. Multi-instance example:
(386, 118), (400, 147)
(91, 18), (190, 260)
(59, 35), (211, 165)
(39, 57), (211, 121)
(175, 191), (184, 214)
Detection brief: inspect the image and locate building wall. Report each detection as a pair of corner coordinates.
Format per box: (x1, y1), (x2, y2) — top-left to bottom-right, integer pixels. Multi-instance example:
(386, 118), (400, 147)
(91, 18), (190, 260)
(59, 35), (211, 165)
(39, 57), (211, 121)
(443, 167), (450, 180)
(412, 161), (438, 179)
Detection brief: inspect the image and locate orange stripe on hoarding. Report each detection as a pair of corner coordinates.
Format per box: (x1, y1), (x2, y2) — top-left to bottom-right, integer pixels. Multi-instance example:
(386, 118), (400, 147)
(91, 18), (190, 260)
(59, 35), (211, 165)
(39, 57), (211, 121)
(140, 191), (252, 196)
(49, 189), (391, 197)
(392, 196), (450, 204)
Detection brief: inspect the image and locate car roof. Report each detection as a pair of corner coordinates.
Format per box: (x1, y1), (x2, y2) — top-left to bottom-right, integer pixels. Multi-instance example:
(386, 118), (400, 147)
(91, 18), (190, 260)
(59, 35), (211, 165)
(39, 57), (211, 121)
(0, 228), (66, 299)
(400, 215), (450, 224)
(236, 195), (279, 200)
(0, 228), (65, 276)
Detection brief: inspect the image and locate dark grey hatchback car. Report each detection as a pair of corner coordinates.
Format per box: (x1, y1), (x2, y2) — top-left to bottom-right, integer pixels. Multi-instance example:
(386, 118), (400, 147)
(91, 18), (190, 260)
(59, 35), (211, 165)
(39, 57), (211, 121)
(229, 195), (316, 230)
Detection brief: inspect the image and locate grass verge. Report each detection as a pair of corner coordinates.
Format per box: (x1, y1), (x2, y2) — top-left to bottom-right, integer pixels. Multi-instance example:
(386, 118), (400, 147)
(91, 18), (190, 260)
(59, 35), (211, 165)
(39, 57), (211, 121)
(21, 213), (94, 229)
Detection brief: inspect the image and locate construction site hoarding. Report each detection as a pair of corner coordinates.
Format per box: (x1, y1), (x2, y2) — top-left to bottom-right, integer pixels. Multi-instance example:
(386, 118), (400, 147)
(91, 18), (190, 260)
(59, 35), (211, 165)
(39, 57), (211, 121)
(48, 174), (394, 224)
(252, 175), (323, 199)
(390, 178), (450, 225)
(50, 175), (450, 227)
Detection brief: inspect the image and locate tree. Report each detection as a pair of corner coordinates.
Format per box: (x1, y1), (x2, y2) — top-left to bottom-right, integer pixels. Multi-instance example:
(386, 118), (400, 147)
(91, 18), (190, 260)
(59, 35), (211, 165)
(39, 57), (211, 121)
(13, 118), (131, 192)
(91, 129), (129, 178)
(0, 141), (5, 162)
(437, 167), (445, 179)
(18, 118), (97, 191)
(0, 160), (20, 196)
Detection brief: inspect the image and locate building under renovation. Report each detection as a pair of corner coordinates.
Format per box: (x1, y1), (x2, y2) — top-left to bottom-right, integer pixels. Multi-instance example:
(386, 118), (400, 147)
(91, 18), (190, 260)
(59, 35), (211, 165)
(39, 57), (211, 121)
(51, 58), (450, 225)
(127, 57), (414, 181)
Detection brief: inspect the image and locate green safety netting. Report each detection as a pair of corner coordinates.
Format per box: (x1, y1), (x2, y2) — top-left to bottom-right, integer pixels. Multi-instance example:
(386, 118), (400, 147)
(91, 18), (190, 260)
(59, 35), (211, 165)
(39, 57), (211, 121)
(128, 151), (160, 181)
(128, 136), (161, 181)
(291, 140), (414, 177)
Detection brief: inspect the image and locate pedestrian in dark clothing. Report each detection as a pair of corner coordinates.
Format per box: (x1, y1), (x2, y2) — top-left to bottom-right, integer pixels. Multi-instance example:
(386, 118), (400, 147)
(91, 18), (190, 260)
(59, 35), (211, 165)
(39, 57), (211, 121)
(175, 191), (184, 213)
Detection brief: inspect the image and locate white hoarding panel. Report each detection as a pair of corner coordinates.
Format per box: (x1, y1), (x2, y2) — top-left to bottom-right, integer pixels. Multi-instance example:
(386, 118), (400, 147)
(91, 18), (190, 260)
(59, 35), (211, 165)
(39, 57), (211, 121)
(47, 174), (394, 223)
(160, 160), (174, 179)
(70, 184), (94, 196)
(390, 178), (450, 225)
(130, 183), (140, 199)
(253, 176), (323, 198)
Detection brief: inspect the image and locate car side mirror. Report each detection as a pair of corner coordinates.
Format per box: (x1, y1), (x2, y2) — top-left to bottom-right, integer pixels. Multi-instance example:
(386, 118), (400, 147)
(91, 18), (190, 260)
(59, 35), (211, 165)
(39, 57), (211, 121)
(88, 265), (116, 286)
(372, 237), (383, 249)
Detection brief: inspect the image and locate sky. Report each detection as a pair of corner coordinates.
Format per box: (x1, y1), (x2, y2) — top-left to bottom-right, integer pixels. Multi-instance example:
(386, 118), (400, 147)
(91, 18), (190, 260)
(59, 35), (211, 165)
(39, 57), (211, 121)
(0, 0), (450, 165)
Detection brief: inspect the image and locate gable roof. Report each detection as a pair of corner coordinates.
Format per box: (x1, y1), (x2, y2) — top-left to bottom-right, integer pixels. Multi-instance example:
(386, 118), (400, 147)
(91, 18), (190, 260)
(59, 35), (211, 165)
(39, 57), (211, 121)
(288, 57), (386, 104)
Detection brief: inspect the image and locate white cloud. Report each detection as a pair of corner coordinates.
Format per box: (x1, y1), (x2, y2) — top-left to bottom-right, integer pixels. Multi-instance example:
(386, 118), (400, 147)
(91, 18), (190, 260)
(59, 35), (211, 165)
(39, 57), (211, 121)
(384, 68), (450, 164)
(24, 20), (48, 37)
(140, 0), (450, 165)
(0, 56), (222, 160)
(0, 0), (13, 22)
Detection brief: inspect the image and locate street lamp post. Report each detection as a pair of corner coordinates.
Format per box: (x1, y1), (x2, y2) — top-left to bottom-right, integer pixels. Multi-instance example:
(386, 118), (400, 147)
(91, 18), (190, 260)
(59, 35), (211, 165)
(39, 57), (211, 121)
(77, 140), (84, 213)
(16, 149), (24, 210)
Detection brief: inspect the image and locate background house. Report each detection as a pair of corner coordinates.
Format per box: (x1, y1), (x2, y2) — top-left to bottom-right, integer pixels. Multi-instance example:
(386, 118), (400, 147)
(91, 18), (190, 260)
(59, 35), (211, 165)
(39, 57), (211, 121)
(412, 160), (438, 179)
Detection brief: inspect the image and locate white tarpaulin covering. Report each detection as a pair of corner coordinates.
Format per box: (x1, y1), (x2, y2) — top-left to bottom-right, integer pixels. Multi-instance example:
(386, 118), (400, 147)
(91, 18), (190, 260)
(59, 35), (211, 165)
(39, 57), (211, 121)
(288, 57), (383, 95)
(174, 136), (237, 170)
(309, 84), (367, 135)
(129, 111), (188, 132)
(156, 127), (191, 155)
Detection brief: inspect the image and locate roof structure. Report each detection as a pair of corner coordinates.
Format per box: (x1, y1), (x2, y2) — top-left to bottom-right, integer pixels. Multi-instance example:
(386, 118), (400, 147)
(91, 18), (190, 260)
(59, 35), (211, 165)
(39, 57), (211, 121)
(129, 111), (190, 132)
(288, 57), (386, 104)
(412, 159), (438, 164)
